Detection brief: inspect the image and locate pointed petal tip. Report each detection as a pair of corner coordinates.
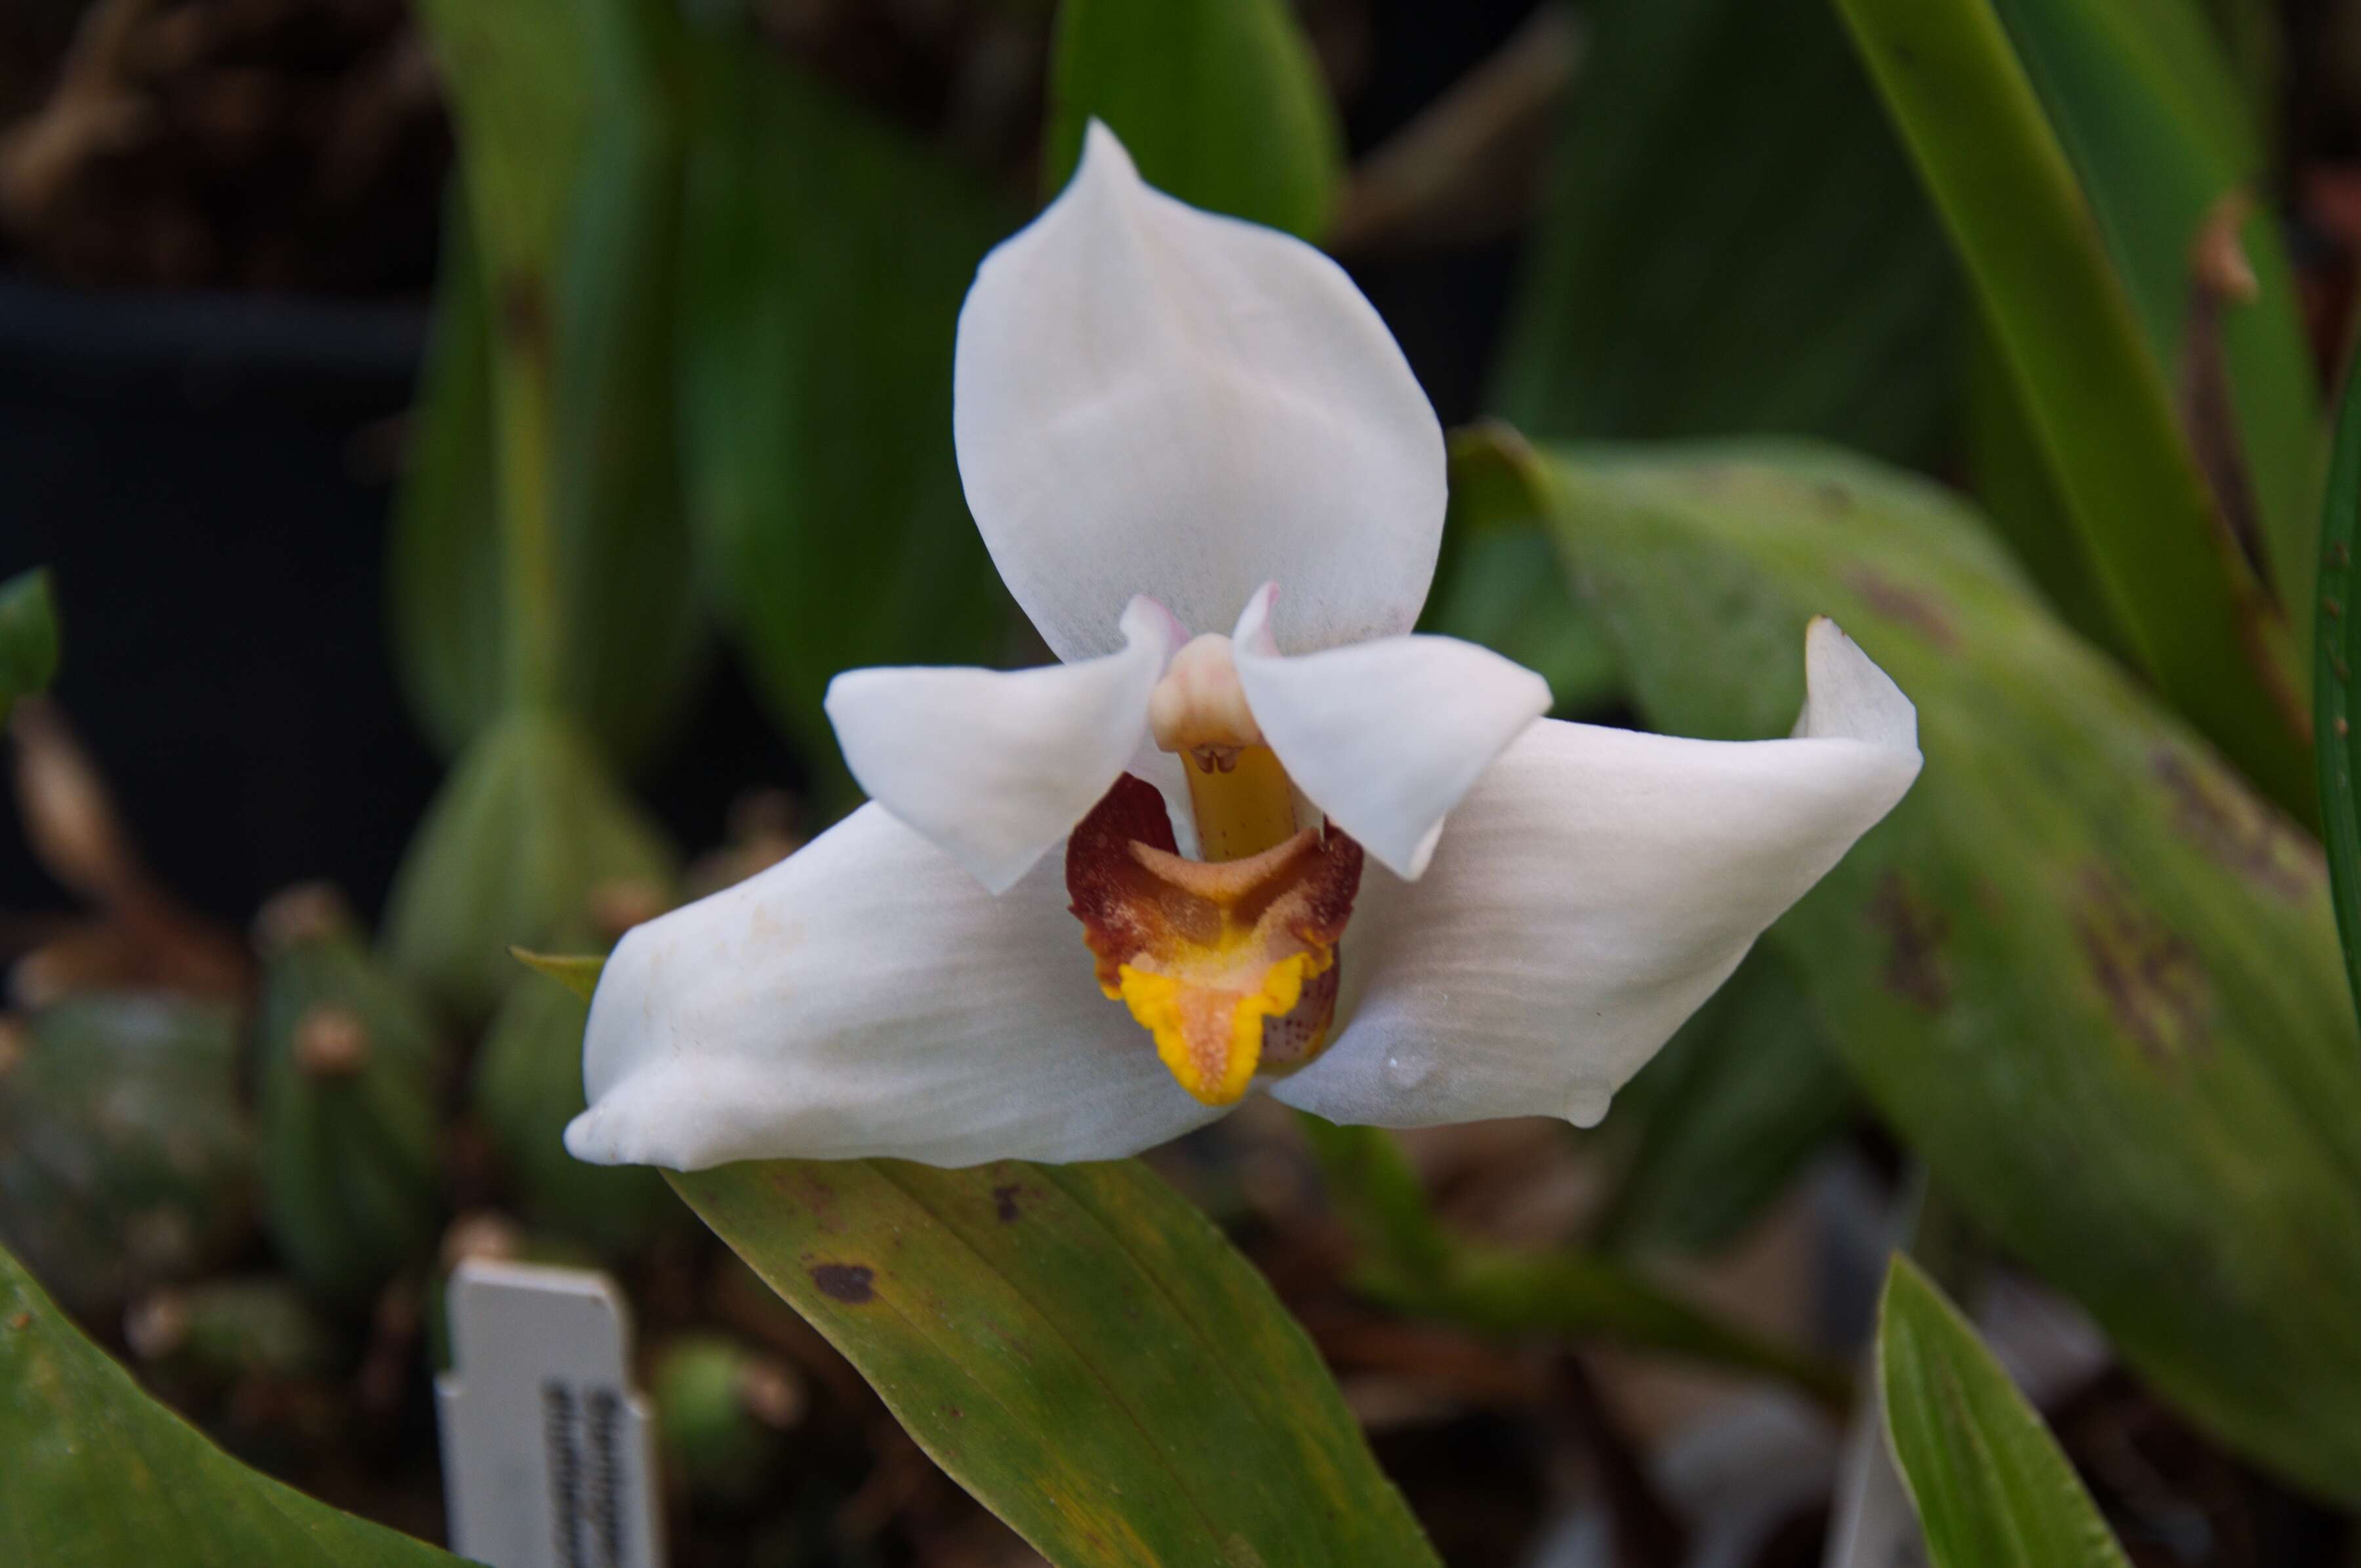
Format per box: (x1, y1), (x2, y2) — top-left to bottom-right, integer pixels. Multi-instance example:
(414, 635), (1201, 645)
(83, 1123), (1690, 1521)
(1078, 117), (1136, 180)
(1798, 617), (1920, 752)
(953, 117), (1443, 662)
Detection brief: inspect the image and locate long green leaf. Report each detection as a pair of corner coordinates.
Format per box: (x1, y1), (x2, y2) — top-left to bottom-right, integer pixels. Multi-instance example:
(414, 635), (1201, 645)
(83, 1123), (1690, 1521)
(2314, 350), (2361, 1045)
(1988, 0), (2320, 641)
(672, 1158), (1438, 1568)
(388, 200), (504, 754)
(0, 1242), (461, 1565)
(1878, 1257), (2133, 1568)
(1044, 0), (1344, 241)
(1834, 0), (2314, 822)
(676, 33), (1013, 803)
(0, 567), (59, 726)
(394, 0), (702, 763)
(1543, 439), (2361, 1501)
(1494, 0), (1955, 466)
(411, 0), (591, 713)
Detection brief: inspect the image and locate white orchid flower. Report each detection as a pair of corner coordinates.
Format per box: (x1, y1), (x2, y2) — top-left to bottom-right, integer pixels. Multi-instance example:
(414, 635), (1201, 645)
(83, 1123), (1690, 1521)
(565, 125), (1922, 1172)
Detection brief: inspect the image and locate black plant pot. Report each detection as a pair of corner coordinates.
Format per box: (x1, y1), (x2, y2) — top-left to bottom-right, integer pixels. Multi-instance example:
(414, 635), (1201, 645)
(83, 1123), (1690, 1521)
(0, 275), (443, 931)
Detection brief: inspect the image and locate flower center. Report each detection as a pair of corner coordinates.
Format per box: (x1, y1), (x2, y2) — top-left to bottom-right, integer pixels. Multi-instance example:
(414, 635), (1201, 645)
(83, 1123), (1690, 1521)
(1066, 634), (1362, 1107)
(1147, 633), (1298, 863)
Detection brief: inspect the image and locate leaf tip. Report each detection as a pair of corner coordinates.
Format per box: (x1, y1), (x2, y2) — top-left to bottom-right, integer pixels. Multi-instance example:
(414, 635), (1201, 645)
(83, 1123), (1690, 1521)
(510, 947), (605, 1002)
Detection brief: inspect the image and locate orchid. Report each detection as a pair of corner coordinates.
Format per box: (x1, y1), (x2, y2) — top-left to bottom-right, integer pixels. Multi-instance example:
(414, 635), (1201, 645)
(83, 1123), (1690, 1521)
(565, 125), (1922, 1172)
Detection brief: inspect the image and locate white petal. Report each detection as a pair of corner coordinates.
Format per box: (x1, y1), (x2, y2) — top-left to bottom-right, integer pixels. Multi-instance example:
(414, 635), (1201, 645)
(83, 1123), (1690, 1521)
(952, 121), (1445, 662)
(824, 596), (1184, 894)
(567, 804), (1225, 1169)
(1269, 620), (1920, 1129)
(1233, 583), (1550, 880)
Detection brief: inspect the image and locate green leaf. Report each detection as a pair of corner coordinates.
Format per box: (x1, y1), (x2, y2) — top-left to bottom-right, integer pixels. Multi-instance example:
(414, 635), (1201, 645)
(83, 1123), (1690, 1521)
(1427, 425), (1619, 715)
(1491, 0), (1956, 466)
(0, 1241), (462, 1566)
(0, 568), (60, 725)
(1988, 0), (2321, 643)
(394, 0), (703, 763)
(2315, 349), (2361, 1041)
(388, 200), (504, 755)
(548, 0), (703, 762)
(1595, 947), (1855, 1255)
(1045, 0), (1344, 241)
(509, 948), (605, 1001)
(1962, 319), (2134, 661)
(672, 1158), (1439, 1567)
(411, 0), (588, 714)
(676, 33), (1013, 802)
(384, 709), (674, 1020)
(412, 0), (589, 287)
(1541, 439), (2361, 1500)
(1833, 0), (2314, 823)
(1878, 1256), (2134, 1568)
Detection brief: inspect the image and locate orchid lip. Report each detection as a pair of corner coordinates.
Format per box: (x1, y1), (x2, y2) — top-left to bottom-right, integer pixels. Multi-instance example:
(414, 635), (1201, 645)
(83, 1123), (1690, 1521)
(1066, 773), (1365, 1106)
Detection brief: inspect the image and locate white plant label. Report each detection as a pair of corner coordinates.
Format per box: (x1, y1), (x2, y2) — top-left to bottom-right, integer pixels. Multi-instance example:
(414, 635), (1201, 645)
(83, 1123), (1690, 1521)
(437, 1260), (664, 1568)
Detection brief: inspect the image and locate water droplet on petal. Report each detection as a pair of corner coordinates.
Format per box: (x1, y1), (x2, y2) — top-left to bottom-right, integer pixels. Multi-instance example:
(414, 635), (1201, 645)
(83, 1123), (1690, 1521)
(1381, 1043), (1434, 1090)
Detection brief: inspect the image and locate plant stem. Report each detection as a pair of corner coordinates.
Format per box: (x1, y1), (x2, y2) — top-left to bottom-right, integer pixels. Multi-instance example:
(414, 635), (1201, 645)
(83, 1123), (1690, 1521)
(1300, 1114), (1854, 1413)
(489, 286), (563, 714)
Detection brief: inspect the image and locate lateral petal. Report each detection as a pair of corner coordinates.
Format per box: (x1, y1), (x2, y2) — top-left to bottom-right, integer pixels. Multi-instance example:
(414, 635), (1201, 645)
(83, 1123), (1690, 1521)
(1233, 582), (1550, 881)
(825, 595), (1184, 893)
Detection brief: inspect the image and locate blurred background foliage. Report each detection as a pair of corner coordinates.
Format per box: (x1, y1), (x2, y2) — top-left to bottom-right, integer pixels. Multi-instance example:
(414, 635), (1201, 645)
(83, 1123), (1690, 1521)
(7, 0), (2361, 1564)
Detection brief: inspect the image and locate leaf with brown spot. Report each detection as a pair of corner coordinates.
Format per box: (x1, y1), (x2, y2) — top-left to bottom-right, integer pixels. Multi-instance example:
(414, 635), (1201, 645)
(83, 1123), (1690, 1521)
(2070, 863), (2213, 1064)
(1869, 870), (1952, 1011)
(809, 1263), (875, 1304)
(1836, 0), (2321, 820)
(1846, 567), (1960, 649)
(1538, 437), (2361, 1504)
(2152, 748), (2323, 900)
(671, 1160), (1437, 1567)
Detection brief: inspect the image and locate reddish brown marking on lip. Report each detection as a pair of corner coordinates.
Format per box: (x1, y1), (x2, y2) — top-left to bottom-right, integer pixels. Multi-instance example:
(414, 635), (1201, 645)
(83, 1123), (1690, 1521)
(1067, 777), (1362, 986)
(1064, 773), (1363, 1089)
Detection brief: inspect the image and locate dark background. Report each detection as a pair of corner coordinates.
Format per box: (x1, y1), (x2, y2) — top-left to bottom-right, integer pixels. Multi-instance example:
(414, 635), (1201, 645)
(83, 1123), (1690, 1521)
(0, 0), (1544, 936)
